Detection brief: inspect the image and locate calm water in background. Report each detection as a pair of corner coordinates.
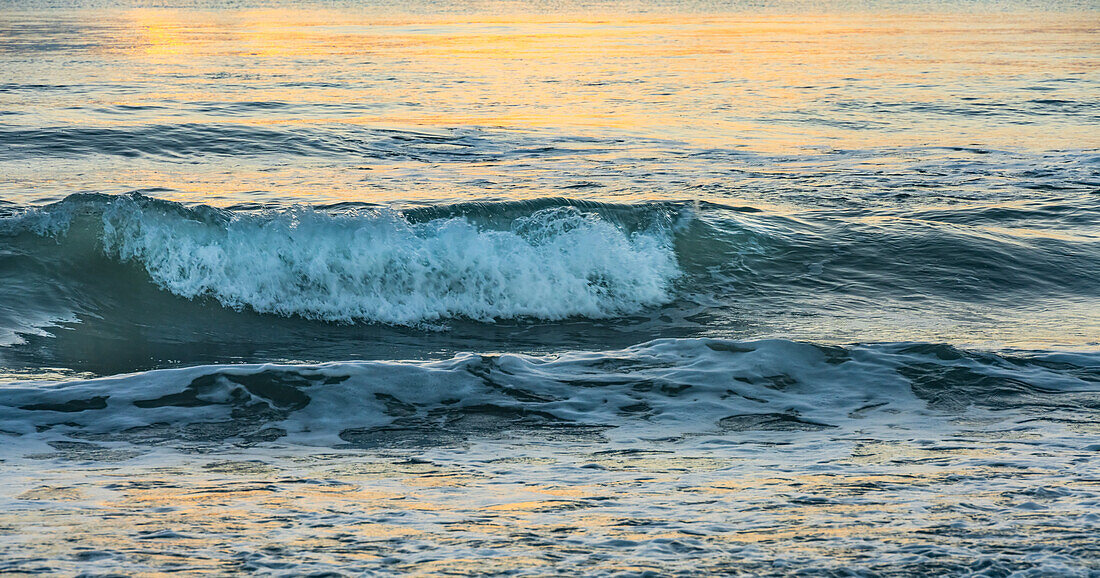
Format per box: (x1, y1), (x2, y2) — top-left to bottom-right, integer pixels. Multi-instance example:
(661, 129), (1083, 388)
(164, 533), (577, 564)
(1, 1), (1099, 574)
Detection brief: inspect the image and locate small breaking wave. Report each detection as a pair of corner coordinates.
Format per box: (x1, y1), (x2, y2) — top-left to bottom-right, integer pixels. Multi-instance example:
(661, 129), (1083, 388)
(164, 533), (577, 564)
(3, 194), (685, 325)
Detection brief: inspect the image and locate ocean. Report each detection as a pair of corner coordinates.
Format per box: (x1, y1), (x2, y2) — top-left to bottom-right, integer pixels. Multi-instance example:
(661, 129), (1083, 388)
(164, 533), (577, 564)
(1, 0), (1098, 574)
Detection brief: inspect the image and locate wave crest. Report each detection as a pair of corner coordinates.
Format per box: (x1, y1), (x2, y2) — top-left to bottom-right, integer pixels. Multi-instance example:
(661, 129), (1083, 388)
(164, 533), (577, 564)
(94, 195), (682, 324)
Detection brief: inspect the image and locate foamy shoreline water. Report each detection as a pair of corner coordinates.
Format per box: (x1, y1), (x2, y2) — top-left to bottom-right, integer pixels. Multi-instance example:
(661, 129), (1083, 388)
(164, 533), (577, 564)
(3, 339), (1098, 574)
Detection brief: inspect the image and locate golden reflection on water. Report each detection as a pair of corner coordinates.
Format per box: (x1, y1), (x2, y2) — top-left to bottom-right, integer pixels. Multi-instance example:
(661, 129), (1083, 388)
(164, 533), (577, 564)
(2, 444), (1096, 574)
(116, 9), (1096, 140)
(3, 8), (1096, 207)
(116, 10), (1095, 130)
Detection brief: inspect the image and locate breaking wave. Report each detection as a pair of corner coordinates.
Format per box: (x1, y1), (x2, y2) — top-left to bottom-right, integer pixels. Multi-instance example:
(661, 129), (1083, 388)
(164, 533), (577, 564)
(2, 194), (686, 326)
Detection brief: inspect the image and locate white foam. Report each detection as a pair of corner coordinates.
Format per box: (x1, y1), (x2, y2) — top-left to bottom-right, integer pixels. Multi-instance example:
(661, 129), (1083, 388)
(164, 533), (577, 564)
(99, 199), (681, 324)
(2, 338), (1095, 450)
(0, 339), (917, 444)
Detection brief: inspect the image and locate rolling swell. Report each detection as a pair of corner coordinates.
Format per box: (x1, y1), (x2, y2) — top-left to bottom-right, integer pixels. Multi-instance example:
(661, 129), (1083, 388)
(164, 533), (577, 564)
(1, 193), (1097, 359)
(0, 123), (580, 162)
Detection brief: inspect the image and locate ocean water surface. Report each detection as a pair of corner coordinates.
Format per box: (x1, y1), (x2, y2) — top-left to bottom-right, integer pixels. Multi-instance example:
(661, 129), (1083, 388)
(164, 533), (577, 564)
(1, 0), (1098, 574)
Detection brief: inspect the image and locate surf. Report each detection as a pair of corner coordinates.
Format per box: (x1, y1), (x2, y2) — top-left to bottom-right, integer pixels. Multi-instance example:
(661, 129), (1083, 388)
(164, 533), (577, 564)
(2, 193), (686, 326)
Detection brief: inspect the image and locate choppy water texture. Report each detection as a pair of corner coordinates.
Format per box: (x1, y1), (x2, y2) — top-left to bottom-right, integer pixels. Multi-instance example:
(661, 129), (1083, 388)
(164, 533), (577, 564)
(1, 0), (1098, 575)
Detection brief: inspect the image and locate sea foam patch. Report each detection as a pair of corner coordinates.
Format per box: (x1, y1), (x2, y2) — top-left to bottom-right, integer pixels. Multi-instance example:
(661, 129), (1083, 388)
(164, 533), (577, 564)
(1, 338), (1096, 451)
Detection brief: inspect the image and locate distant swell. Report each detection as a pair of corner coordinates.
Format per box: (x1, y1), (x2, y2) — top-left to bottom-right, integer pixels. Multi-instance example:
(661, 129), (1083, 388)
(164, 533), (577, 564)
(7, 194), (685, 325)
